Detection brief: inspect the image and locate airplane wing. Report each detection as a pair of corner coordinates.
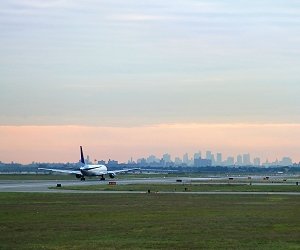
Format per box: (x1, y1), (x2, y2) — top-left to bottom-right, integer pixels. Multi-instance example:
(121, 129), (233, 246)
(108, 168), (140, 175)
(38, 168), (81, 175)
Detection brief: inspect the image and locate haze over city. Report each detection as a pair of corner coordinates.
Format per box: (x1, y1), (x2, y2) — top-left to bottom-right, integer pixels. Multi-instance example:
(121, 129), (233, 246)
(1, 0), (300, 164)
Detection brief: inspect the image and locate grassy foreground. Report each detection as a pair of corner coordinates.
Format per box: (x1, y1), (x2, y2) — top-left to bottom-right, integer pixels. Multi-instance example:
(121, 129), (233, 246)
(0, 193), (300, 249)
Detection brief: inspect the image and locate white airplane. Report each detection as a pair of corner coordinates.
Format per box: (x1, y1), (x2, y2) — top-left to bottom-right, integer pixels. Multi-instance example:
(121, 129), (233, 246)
(39, 146), (139, 181)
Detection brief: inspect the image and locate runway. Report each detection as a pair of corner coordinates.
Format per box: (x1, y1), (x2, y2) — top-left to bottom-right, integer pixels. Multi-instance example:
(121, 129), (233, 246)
(0, 177), (300, 195)
(1, 178), (183, 192)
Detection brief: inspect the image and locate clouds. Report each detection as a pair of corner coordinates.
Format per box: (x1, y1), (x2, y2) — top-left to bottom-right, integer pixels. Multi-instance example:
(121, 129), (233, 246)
(9, 0), (74, 9)
(1, 1), (300, 163)
(0, 0), (300, 126)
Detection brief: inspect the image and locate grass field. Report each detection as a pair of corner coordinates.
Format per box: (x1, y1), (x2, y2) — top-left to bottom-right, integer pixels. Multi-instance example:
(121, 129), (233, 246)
(54, 183), (300, 193)
(0, 193), (300, 249)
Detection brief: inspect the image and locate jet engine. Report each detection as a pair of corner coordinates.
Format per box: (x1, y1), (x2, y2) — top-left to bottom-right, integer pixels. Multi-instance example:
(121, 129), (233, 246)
(76, 174), (83, 179)
(109, 173), (116, 178)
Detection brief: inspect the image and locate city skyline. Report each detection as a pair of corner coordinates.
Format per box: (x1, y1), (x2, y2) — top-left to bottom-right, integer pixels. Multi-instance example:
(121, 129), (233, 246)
(1, 146), (294, 167)
(133, 152), (293, 167)
(1, 1), (300, 163)
(0, 124), (299, 164)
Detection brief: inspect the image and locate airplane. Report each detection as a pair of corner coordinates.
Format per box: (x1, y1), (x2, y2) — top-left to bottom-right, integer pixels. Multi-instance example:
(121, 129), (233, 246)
(39, 146), (139, 181)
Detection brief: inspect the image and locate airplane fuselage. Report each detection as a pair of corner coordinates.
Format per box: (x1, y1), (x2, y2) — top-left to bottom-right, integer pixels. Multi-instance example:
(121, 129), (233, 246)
(80, 165), (107, 176)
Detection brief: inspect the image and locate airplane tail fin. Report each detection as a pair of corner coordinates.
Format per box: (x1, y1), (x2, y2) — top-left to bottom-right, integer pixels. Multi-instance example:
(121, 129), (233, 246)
(80, 146), (85, 164)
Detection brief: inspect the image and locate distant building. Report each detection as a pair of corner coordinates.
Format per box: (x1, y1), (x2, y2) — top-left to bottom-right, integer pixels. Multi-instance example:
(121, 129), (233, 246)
(162, 153), (171, 163)
(206, 151), (212, 160)
(280, 157), (293, 166)
(236, 155), (243, 165)
(194, 158), (212, 167)
(174, 157), (182, 165)
(262, 159), (270, 167)
(137, 158), (147, 165)
(211, 154), (216, 166)
(86, 155), (90, 164)
(183, 153), (189, 164)
(107, 159), (118, 166)
(225, 156), (235, 166)
(194, 151), (201, 160)
(147, 155), (159, 163)
(98, 160), (106, 165)
(243, 154), (251, 165)
(253, 157), (261, 166)
(216, 153), (222, 166)
(128, 157), (135, 164)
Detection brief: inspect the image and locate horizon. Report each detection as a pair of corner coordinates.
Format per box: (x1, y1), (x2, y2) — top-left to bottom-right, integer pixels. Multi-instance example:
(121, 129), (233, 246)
(1, 1), (300, 163)
(1, 123), (299, 164)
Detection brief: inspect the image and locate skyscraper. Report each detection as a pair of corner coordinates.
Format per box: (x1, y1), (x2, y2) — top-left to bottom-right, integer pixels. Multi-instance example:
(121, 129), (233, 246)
(236, 155), (243, 165)
(226, 156), (235, 166)
(280, 157), (292, 166)
(216, 153), (222, 165)
(174, 157), (182, 165)
(183, 153), (189, 164)
(194, 151), (201, 160)
(162, 153), (171, 163)
(243, 154), (251, 165)
(253, 157), (261, 166)
(206, 151), (212, 160)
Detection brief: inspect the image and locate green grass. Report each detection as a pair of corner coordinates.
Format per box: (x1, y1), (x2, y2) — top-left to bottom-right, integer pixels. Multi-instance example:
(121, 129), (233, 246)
(0, 193), (300, 249)
(54, 183), (300, 193)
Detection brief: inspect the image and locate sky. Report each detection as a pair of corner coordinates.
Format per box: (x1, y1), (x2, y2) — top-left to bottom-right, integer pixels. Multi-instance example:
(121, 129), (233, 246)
(0, 0), (300, 163)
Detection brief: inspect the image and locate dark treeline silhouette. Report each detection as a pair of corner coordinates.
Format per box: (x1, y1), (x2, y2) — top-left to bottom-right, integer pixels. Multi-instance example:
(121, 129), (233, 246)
(1, 162), (300, 175)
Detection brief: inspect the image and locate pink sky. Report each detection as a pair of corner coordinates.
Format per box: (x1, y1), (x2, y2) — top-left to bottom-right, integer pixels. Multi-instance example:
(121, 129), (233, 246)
(0, 123), (300, 164)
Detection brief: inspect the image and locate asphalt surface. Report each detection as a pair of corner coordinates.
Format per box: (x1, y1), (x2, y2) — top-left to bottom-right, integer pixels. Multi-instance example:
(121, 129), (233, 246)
(0, 176), (300, 195)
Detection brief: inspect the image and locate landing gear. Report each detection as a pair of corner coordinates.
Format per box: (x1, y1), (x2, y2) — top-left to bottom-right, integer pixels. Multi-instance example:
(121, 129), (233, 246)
(100, 175), (105, 181)
(80, 177), (85, 181)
